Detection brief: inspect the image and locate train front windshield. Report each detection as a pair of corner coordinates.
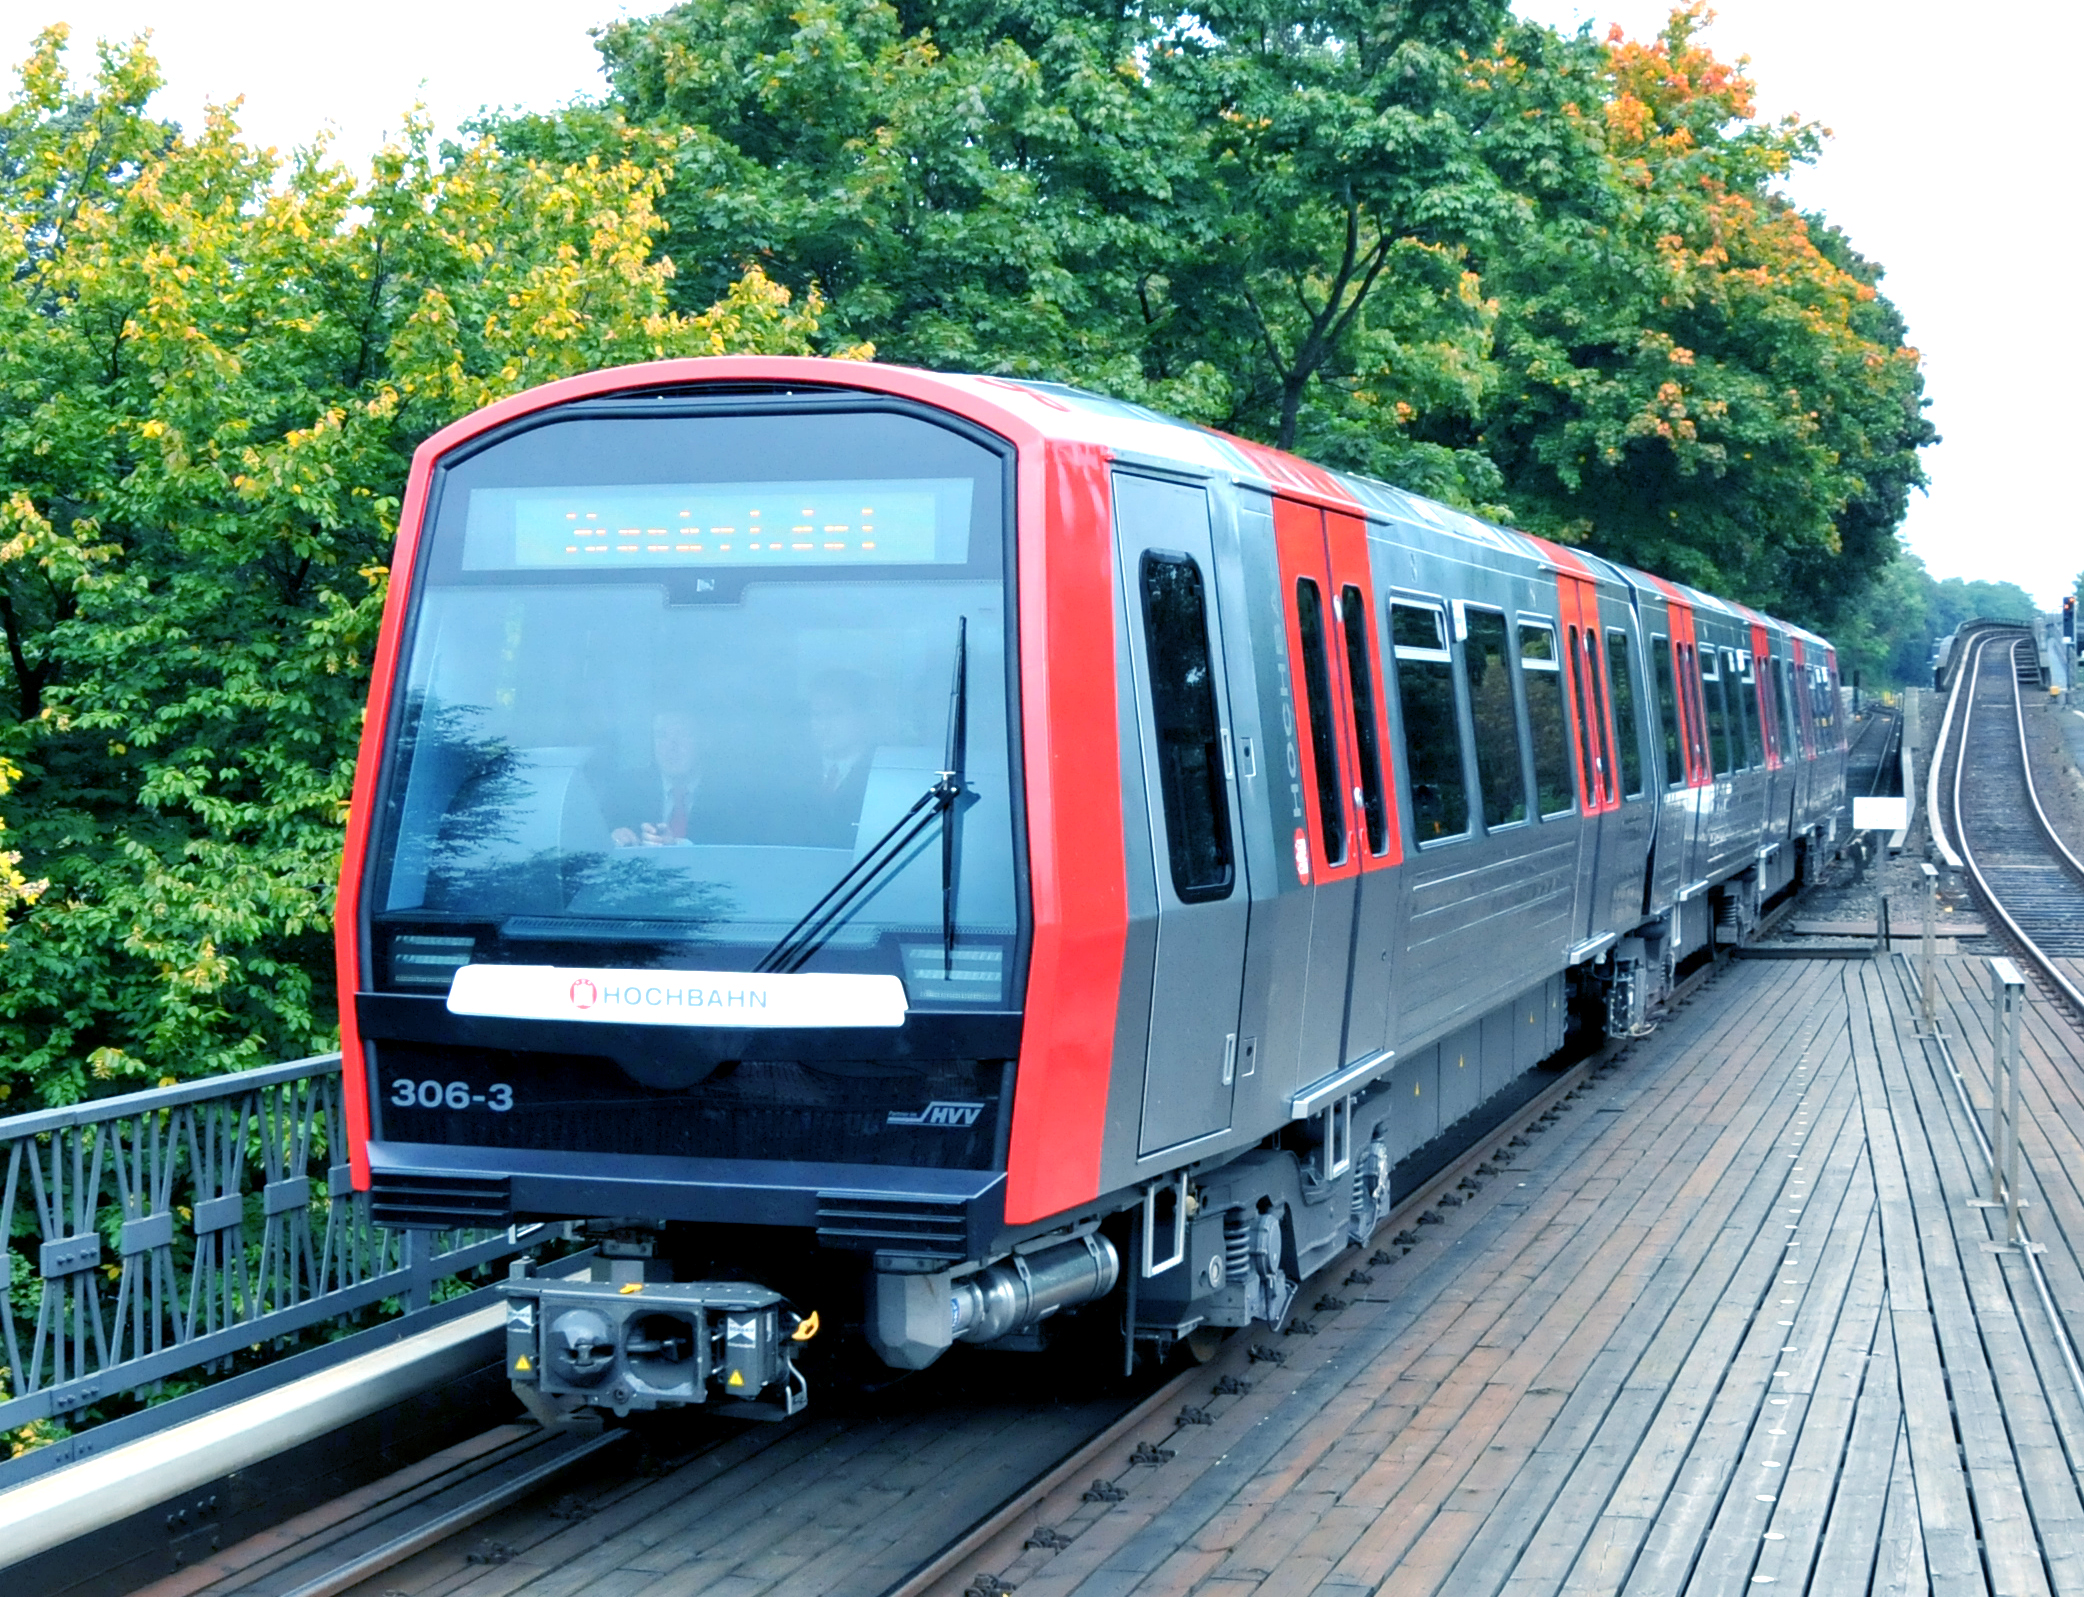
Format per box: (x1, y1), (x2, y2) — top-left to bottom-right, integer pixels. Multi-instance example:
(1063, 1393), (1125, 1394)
(367, 404), (1018, 1010)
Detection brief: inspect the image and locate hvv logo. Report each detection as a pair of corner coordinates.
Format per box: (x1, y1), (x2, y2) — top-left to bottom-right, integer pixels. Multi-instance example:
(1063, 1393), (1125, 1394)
(887, 1101), (986, 1128)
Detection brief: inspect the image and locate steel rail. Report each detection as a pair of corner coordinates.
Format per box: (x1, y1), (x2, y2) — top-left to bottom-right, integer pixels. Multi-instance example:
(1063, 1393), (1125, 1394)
(1928, 629), (1975, 869)
(2010, 638), (2084, 882)
(1946, 631), (2084, 1016)
(271, 1429), (630, 1597)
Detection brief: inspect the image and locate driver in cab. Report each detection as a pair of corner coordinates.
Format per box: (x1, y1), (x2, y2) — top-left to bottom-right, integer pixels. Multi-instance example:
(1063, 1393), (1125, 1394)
(610, 708), (721, 847)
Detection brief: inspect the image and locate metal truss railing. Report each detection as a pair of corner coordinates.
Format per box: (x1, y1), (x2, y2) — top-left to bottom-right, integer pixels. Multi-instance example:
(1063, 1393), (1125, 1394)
(1, 1053), (531, 1437)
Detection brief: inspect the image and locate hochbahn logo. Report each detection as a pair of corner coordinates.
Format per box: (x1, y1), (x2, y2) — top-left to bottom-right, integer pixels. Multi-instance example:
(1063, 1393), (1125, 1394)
(886, 1101), (987, 1128)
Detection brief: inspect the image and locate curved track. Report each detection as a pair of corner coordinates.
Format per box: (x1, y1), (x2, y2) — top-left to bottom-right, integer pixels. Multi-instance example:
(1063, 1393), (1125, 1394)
(1939, 627), (2084, 1015)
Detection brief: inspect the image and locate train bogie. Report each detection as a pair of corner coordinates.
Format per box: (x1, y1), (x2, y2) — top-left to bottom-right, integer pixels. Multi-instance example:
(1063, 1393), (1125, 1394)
(339, 359), (1847, 1420)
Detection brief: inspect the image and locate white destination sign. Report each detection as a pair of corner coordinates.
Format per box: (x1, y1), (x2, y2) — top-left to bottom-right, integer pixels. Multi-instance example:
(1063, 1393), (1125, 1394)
(446, 965), (908, 1029)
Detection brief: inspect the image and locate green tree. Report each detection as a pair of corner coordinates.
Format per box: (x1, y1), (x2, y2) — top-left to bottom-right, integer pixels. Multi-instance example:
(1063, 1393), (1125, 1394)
(527, 0), (1928, 620)
(1446, 10), (1932, 622)
(0, 28), (832, 1106)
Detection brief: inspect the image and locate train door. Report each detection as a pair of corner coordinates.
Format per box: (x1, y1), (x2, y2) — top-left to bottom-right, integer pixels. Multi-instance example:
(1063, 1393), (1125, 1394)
(1270, 499), (1372, 1081)
(1774, 640), (1808, 830)
(1648, 597), (1709, 902)
(1556, 571), (1620, 944)
(1596, 591), (1656, 932)
(1749, 620), (1793, 845)
(1326, 512), (1401, 1062)
(1114, 472), (1250, 1155)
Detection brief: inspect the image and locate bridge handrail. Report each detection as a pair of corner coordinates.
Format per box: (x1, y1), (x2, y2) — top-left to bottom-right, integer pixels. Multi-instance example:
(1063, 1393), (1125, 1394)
(0, 1053), (531, 1441)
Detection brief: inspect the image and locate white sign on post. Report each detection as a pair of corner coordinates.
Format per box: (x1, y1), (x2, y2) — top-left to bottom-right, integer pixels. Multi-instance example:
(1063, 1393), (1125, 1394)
(1852, 796), (1910, 832)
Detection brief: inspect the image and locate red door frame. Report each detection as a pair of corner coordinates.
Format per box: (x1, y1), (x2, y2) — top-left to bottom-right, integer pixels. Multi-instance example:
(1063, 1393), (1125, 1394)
(1273, 497), (1363, 885)
(1747, 620), (1783, 770)
(1324, 510), (1403, 870)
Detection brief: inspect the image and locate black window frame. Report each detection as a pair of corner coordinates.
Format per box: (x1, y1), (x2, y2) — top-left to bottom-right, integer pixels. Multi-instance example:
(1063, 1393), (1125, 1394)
(1652, 632), (1685, 789)
(1139, 548), (1236, 903)
(1460, 602), (1530, 830)
(1338, 584), (1390, 857)
(1519, 616), (1576, 819)
(1606, 626), (1645, 799)
(1294, 577), (1348, 867)
(1700, 644), (1734, 777)
(1389, 595), (1472, 846)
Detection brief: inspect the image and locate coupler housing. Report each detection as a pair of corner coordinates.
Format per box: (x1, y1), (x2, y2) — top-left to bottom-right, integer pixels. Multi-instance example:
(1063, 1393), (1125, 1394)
(504, 1264), (810, 1422)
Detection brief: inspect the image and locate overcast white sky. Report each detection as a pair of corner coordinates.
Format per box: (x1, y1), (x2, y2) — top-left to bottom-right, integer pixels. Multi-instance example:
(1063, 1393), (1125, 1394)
(5, 2), (2077, 605)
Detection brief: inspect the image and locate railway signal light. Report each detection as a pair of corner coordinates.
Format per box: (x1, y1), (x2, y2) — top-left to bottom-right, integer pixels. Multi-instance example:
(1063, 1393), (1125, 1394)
(2065, 594), (2075, 641)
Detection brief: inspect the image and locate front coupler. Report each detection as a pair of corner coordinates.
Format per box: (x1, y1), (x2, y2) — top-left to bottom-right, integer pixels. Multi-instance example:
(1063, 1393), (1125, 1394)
(504, 1264), (810, 1423)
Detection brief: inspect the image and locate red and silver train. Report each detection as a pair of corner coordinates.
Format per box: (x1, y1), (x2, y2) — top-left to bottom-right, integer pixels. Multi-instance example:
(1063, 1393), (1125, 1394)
(337, 358), (1845, 1420)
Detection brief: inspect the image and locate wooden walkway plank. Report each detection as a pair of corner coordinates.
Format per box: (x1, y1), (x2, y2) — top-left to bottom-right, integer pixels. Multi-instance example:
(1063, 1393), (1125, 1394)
(1208, 975), (1825, 1584)
(1540, 1033), (1857, 1585)
(1679, 1180), (1887, 1597)
(1459, 986), (1861, 1596)
(1872, 1419), (1933, 1597)
(1603, 1040), (1873, 1594)
(1788, 1240), (1902, 1594)
(1871, 961), (2084, 1591)
(1847, 970), (1989, 1597)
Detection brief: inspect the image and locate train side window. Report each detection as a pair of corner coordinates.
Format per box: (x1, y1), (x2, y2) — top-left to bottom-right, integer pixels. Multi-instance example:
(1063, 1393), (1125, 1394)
(1777, 657), (1804, 758)
(1338, 584), (1389, 856)
(1294, 578), (1348, 866)
(1732, 651), (1760, 769)
(1142, 554), (1233, 900)
(1390, 599), (1470, 843)
(1685, 645), (1710, 774)
(1140, 551), (1235, 901)
(1606, 629), (1645, 798)
(1587, 628), (1618, 804)
(1592, 625), (1625, 800)
(1652, 635), (1684, 787)
(1767, 658), (1783, 767)
(1519, 620), (1575, 817)
(1567, 626), (1603, 806)
(1700, 647), (1734, 776)
(1815, 664), (1838, 743)
(1462, 606), (1528, 827)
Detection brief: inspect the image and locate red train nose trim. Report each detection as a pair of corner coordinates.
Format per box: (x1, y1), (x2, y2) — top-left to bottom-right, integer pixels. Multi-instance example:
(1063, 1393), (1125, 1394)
(1003, 441), (1127, 1225)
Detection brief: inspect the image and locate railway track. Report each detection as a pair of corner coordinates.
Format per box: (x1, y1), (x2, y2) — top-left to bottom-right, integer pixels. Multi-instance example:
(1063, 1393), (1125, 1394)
(130, 1024), (1653, 1597)
(1936, 626), (2084, 1015)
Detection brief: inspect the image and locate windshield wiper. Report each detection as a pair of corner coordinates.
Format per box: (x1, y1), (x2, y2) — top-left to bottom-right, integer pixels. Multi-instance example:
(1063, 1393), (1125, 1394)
(939, 616), (968, 976)
(756, 618), (968, 978)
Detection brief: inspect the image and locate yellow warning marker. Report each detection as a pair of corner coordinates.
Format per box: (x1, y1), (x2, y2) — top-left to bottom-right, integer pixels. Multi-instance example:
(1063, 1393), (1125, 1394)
(727, 1370), (746, 1388)
(619, 1282), (643, 1294)
(791, 1311), (821, 1343)
(514, 1355), (532, 1373)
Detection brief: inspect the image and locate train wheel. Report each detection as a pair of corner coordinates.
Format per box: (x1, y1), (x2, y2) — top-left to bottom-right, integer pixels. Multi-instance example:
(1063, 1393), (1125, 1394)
(1183, 1326), (1228, 1364)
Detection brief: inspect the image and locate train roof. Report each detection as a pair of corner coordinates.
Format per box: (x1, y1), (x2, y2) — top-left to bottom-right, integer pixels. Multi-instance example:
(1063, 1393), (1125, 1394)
(922, 371), (1829, 652)
(413, 356), (1831, 654)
